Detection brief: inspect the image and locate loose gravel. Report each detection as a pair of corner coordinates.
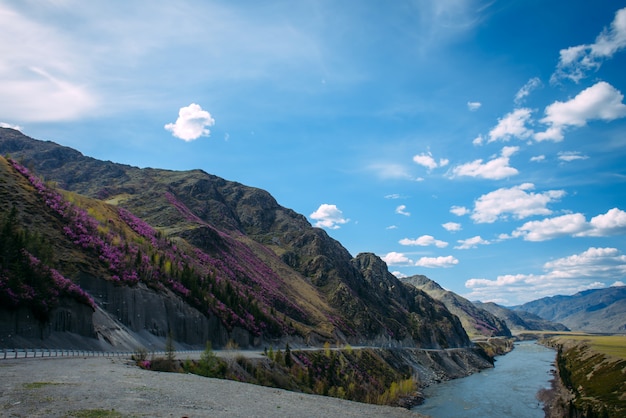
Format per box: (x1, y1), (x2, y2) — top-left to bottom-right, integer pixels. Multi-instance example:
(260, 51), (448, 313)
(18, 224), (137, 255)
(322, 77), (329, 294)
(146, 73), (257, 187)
(0, 356), (426, 417)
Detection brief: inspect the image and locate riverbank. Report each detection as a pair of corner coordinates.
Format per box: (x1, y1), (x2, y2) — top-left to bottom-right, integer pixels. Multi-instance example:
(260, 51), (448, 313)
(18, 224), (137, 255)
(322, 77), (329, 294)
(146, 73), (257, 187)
(539, 335), (626, 417)
(0, 356), (425, 417)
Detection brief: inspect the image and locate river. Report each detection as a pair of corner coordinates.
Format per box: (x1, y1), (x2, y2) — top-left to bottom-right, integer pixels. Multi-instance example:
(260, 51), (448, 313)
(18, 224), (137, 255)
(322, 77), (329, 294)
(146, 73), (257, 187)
(413, 341), (555, 418)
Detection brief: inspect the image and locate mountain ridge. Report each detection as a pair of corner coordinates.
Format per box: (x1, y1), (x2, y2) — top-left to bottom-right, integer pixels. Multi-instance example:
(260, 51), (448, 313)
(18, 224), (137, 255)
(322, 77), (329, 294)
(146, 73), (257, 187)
(0, 127), (470, 350)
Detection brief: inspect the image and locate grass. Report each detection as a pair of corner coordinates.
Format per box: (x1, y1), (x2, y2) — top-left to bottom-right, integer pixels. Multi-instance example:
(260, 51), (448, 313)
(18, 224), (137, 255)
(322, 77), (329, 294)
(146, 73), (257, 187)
(550, 334), (626, 360)
(23, 382), (63, 389)
(64, 410), (124, 418)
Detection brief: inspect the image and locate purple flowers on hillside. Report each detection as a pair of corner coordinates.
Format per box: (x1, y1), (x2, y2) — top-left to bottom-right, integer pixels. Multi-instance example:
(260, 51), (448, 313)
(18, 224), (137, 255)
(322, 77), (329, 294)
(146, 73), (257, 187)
(7, 159), (303, 338)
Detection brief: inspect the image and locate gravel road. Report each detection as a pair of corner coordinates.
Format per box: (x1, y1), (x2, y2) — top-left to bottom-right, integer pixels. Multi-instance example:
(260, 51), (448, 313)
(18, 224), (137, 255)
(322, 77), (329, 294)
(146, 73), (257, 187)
(0, 356), (426, 417)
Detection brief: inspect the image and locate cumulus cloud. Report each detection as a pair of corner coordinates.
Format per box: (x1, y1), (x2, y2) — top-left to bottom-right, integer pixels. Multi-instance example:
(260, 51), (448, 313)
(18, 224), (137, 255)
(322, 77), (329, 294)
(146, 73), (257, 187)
(450, 206), (470, 216)
(535, 82), (626, 141)
(511, 208), (626, 241)
(530, 155), (546, 162)
(399, 235), (448, 248)
(464, 247), (626, 304)
(415, 255), (458, 268)
(382, 252), (412, 266)
(467, 101), (481, 111)
(442, 222), (462, 232)
(558, 151), (589, 162)
(455, 235), (489, 249)
(451, 146), (519, 180)
(488, 108), (534, 143)
(310, 204), (349, 229)
(552, 7), (626, 83)
(413, 152), (449, 170)
(514, 77), (542, 104)
(395, 205), (411, 216)
(471, 183), (565, 223)
(164, 103), (216, 141)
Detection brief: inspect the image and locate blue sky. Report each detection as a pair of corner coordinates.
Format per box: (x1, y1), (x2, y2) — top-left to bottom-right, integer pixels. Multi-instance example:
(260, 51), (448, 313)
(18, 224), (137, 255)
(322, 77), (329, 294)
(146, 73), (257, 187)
(2, 0), (626, 305)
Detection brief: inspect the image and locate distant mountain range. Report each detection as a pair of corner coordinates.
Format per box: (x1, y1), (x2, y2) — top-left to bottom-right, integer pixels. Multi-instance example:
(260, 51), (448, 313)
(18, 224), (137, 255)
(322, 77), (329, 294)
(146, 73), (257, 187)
(513, 286), (626, 333)
(474, 302), (569, 333)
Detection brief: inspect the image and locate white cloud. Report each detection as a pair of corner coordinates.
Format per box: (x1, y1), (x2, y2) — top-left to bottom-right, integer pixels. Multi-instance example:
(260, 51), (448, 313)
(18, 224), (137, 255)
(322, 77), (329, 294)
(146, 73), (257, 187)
(382, 252), (412, 266)
(514, 77), (542, 104)
(413, 152), (449, 170)
(164, 103), (215, 141)
(612, 280), (625, 287)
(450, 206), (470, 216)
(471, 183), (565, 223)
(530, 155), (546, 162)
(395, 205), (411, 216)
(455, 235), (489, 250)
(442, 222), (462, 232)
(552, 7), (626, 83)
(368, 163), (416, 180)
(488, 108), (534, 143)
(0, 122), (22, 131)
(512, 213), (589, 241)
(310, 204), (349, 229)
(451, 146), (519, 180)
(535, 82), (626, 142)
(557, 151), (589, 162)
(386, 225), (398, 230)
(464, 247), (626, 304)
(472, 134), (484, 146)
(391, 271), (408, 279)
(415, 255), (458, 268)
(399, 235), (448, 248)
(511, 208), (626, 241)
(0, 5), (98, 121)
(467, 101), (481, 111)
(385, 194), (401, 199)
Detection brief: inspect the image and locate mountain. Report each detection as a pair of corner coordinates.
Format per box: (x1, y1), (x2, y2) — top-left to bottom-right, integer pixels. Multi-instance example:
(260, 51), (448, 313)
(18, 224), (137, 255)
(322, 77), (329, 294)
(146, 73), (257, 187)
(401, 275), (511, 338)
(474, 302), (569, 333)
(0, 128), (470, 350)
(514, 286), (626, 333)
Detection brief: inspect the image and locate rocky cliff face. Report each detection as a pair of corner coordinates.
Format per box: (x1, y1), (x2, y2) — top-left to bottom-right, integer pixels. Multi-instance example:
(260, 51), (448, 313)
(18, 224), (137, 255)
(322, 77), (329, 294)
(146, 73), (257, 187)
(0, 128), (471, 350)
(402, 275), (511, 338)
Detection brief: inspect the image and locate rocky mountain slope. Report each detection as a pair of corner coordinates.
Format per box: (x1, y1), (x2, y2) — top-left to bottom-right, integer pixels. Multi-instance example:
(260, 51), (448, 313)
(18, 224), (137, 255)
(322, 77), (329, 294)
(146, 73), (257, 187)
(401, 275), (511, 338)
(474, 302), (569, 333)
(0, 128), (470, 350)
(514, 286), (626, 333)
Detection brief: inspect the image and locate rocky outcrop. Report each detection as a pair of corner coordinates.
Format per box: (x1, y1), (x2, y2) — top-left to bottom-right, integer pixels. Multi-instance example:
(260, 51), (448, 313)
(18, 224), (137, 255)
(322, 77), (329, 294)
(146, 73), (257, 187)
(402, 275), (511, 338)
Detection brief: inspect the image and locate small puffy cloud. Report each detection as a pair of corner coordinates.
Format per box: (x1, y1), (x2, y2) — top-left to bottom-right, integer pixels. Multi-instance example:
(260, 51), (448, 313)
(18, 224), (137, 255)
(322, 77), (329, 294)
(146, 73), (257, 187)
(464, 246), (626, 304)
(552, 7), (626, 83)
(472, 183), (565, 223)
(530, 155), (546, 162)
(612, 280), (625, 287)
(512, 208), (626, 241)
(514, 77), (542, 104)
(535, 82), (626, 142)
(399, 235), (448, 248)
(395, 205), (411, 216)
(488, 108), (534, 143)
(391, 271), (408, 279)
(558, 151), (589, 162)
(450, 206), (470, 216)
(386, 225), (398, 230)
(385, 194), (402, 199)
(442, 222), (462, 232)
(455, 235), (489, 250)
(451, 146), (519, 180)
(310, 204), (349, 229)
(0, 122), (22, 130)
(165, 103), (216, 141)
(382, 252), (413, 266)
(472, 134), (484, 146)
(415, 255), (459, 268)
(467, 101), (482, 111)
(413, 152), (449, 170)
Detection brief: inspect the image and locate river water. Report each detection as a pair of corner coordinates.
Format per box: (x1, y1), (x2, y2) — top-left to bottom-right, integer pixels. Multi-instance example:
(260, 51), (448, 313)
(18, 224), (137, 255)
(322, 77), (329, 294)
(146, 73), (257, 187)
(413, 341), (556, 418)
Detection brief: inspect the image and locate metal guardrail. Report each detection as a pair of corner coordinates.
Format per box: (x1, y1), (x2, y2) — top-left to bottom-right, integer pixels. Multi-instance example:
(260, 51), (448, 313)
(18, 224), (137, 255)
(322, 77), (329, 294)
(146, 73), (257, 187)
(0, 348), (204, 360)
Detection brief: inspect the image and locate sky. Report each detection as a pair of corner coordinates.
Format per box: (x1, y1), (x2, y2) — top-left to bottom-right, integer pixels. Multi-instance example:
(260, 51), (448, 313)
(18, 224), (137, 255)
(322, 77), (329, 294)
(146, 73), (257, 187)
(1, 0), (626, 305)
